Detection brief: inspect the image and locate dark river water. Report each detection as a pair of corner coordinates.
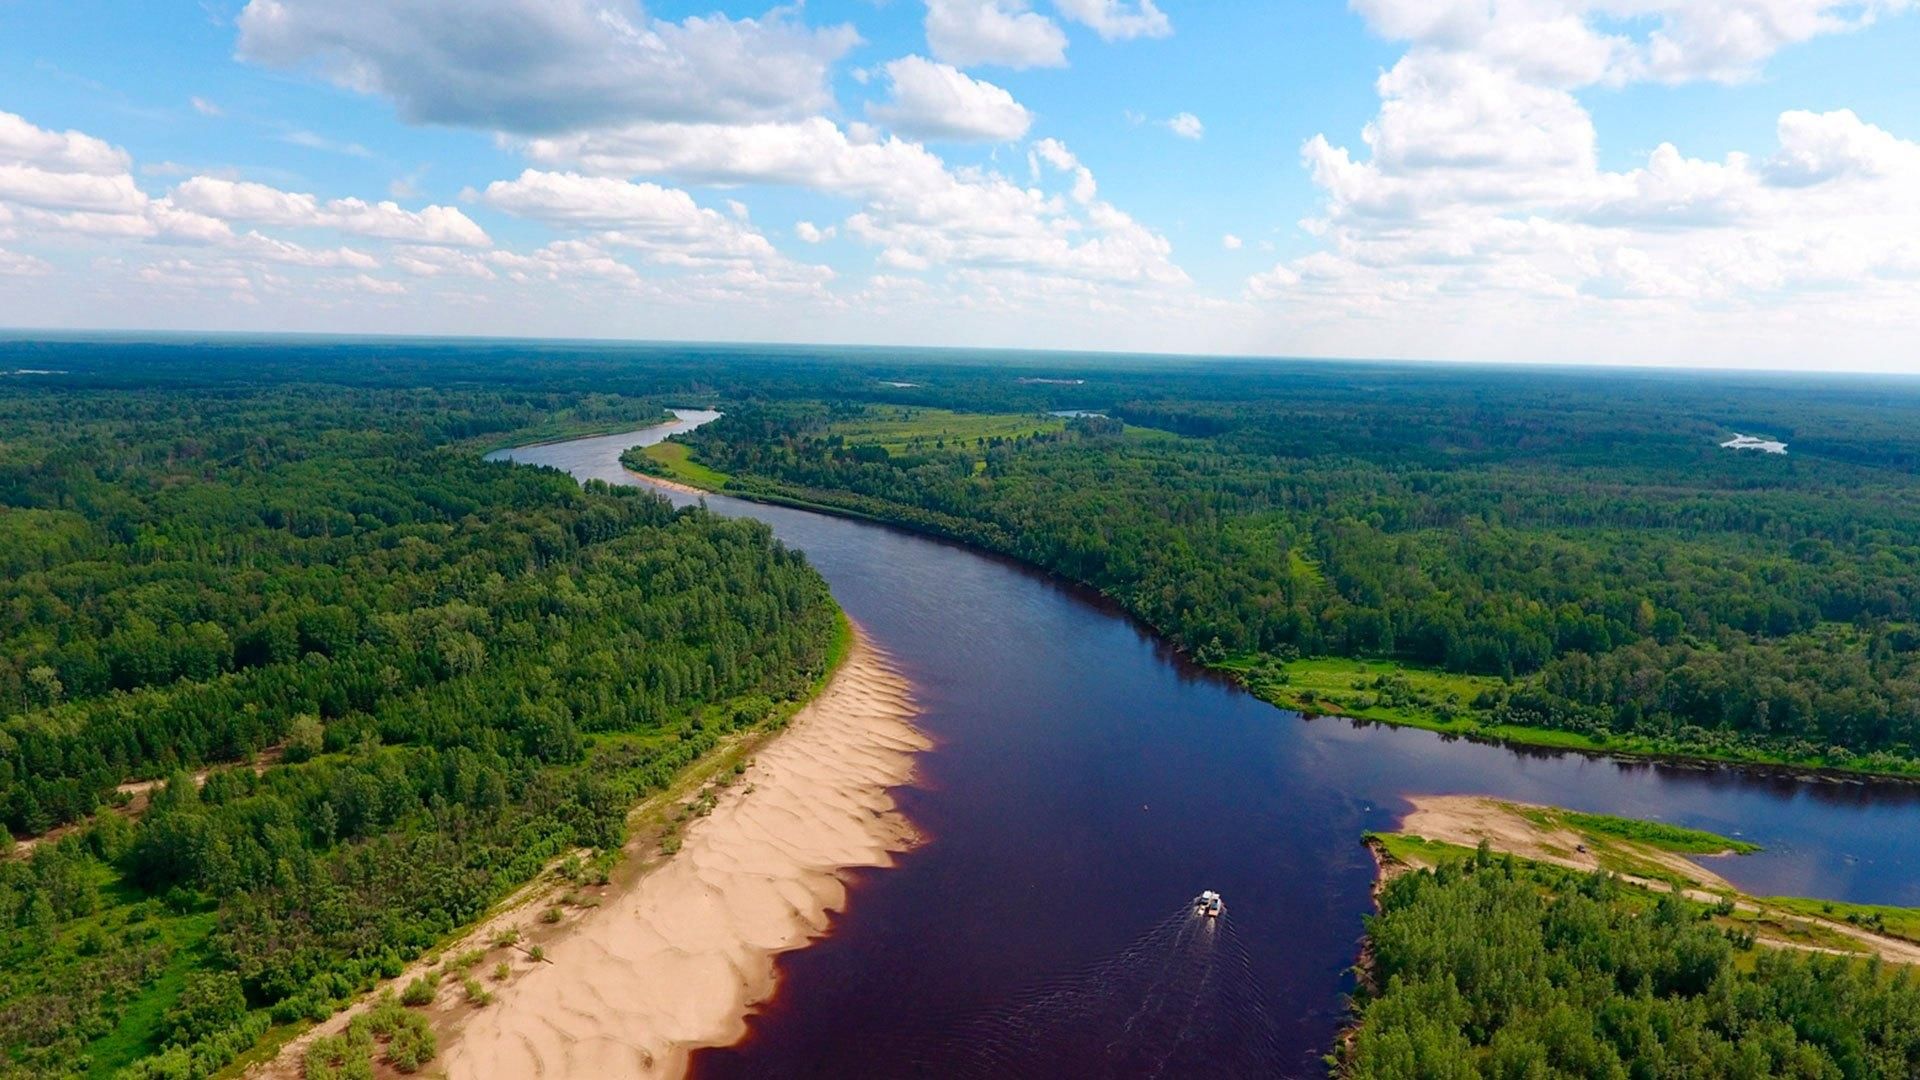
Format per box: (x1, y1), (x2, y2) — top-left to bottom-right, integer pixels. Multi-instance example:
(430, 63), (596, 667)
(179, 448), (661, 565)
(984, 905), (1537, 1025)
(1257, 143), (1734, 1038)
(491, 414), (1920, 1078)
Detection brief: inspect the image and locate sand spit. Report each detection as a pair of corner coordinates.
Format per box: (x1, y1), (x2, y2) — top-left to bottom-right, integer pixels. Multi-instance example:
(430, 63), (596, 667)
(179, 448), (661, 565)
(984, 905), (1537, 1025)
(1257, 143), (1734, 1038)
(438, 631), (927, 1079)
(1399, 794), (1734, 889)
(1385, 795), (1920, 967)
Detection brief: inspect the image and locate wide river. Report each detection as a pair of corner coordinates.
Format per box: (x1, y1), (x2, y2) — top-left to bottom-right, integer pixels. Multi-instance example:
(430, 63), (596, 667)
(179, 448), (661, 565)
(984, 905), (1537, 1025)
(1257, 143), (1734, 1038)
(493, 413), (1920, 1078)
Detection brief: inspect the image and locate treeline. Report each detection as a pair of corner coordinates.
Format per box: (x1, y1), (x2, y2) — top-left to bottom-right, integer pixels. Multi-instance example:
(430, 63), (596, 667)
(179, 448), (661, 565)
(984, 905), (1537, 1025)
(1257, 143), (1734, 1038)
(0, 385), (839, 1078)
(1341, 849), (1920, 1076)
(673, 387), (1920, 767)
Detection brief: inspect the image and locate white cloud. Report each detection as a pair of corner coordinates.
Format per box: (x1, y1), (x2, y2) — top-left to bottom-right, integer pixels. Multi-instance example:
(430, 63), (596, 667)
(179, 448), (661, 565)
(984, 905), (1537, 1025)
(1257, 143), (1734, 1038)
(1346, 0), (1913, 87)
(0, 111), (130, 175)
(479, 169), (779, 262)
(1166, 112), (1203, 140)
(869, 56), (1033, 142)
(1256, 0), (1920, 355)
(1765, 107), (1920, 185)
(1222, 233), (1242, 250)
(190, 96), (224, 117)
(170, 177), (491, 246)
(925, 0), (1069, 69)
(236, 231), (381, 268)
(1052, 0), (1171, 41)
(795, 220), (835, 243)
(526, 119), (1183, 289)
(392, 245), (498, 279)
(235, 0), (860, 134)
(0, 246), (50, 276)
(1031, 137), (1097, 203)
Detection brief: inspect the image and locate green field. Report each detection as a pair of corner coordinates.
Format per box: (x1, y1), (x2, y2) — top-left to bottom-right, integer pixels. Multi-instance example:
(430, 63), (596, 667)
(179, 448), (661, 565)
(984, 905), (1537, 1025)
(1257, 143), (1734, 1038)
(1552, 808), (1759, 855)
(632, 439), (731, 489)
(830, 406), (1065, 455)
(1224, 655), (1500, 730)
(1767, 895), (1920, 944)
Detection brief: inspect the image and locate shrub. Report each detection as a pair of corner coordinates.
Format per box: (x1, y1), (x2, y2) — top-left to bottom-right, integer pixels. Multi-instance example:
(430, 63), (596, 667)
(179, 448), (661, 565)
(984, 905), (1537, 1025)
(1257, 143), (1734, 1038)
(400, 977), (436, 1007)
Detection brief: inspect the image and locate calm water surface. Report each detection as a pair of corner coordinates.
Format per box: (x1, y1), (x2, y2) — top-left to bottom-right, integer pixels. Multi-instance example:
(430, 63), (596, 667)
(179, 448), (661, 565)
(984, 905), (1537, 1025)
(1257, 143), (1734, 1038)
(491, 414), (1920, 1078)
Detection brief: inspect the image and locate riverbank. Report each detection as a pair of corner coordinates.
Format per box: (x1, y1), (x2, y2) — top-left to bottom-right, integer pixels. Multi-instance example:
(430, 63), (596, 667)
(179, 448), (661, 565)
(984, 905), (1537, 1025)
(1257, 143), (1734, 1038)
(1345, 799), (1920, 1076)
(611, 441), (1920, 785)
(1370, 795), (1920, 966)
(433, 628), (926, 1078)
(1245, 664), (1920, 784)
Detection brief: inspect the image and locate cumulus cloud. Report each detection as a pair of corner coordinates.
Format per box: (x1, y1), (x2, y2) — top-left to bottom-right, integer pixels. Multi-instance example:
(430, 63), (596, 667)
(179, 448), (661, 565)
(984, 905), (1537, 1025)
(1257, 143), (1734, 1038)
(1346, 0), (1912, 87)
(0, 111), (130, 175)
(925, 0), (1069, 69)
(1166, 112), (1203, 139)
(795, 220), (835, 243)
(525, 119), (1184, 289)
(170, 177), (491, 246)
(234, 0), (860, 134)
(1222, 233), (1242, 250)
(1052, 0), (1171, 41)
(869, 56), (1033, 142)
(1251, 0), (1920, 337)
(479, 169), (778, 261)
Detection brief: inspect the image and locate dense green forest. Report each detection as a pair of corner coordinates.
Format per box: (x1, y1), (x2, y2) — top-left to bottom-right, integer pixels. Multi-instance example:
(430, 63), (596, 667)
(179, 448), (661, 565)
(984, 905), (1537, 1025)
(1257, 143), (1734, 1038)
(655, 368), (1920, 774)
(1341, 846), (1920, 1077)
(0, 379), (840, 1077)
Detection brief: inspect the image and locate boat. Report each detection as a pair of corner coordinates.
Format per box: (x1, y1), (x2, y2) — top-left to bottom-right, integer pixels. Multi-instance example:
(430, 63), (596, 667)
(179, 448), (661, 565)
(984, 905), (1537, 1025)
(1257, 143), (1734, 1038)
(1196, 890), (1223, 918)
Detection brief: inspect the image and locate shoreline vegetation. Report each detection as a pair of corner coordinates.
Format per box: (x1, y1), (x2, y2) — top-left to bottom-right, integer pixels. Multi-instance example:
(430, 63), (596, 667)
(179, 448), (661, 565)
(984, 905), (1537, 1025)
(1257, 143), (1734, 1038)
(617, 430), (1920, 785)
(435, 627), (923, 1079)
(1341, 797), (1920, 1076)
(1369, 796), (1920, 966)
(0, 388), (850, 1080)
(240, 614), (864, 1080)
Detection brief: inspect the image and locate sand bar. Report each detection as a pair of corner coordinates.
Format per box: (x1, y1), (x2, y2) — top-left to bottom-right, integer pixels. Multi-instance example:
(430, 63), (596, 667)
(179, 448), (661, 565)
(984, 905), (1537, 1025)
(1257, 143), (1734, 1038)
(1384, 795), (1920, 966)
(437, 629), (927, 1079)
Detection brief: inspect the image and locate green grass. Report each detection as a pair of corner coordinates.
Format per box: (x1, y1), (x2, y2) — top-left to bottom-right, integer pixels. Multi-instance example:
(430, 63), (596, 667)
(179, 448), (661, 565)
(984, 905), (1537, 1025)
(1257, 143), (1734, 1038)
(829, 406), (1064, 455)
(1224, 654), (1500, 731)
(82, 910), (221, 1077)
(1366, 831), (1476, 867)
(633, 440), (731, 489)
(1557, 810), (1759, 855)
(1768, 896), (1920, 944)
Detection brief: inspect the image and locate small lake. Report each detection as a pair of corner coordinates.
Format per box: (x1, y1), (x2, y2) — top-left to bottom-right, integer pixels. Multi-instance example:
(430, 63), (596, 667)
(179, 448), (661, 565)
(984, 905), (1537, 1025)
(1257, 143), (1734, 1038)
(492, 414), (1920, 1077)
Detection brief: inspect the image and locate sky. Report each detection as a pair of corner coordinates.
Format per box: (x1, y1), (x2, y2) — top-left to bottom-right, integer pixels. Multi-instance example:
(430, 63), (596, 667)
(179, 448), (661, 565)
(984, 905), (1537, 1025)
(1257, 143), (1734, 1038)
(0, 1), (1917, 370)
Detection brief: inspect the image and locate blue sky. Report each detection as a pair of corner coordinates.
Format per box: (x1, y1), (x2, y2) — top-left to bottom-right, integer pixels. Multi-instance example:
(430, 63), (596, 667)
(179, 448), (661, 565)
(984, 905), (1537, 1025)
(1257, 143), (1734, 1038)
(1, 1), (1917, 369)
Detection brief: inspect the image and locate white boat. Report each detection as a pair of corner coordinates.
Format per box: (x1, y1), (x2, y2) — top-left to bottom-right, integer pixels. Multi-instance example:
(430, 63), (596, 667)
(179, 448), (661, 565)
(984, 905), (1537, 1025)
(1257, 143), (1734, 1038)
(1196, 890), (1223, 918)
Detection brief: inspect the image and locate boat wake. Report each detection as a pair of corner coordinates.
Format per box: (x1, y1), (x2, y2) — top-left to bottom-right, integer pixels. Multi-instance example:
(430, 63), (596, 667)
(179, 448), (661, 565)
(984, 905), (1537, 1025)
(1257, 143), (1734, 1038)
(873, 898), (1287, 1077)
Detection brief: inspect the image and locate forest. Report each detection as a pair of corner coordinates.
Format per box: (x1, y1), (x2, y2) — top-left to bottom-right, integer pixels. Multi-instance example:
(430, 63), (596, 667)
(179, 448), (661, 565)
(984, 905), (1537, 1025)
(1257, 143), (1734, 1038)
(0, 376), (840, 1078)
(1341, 846), (1920, 1076)
(653, 363), (1920, 774)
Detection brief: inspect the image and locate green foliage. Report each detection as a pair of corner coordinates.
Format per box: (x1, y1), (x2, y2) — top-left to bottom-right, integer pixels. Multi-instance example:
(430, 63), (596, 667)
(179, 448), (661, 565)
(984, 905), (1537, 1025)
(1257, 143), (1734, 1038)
(1342, 857), (1920, 1077)
(303, 992), (435, 1079)
(398, 977), (434, 1007)
(161, 971), (246, 1048)
(679, 370), (1920, 773)
(0, 383), (840, 1077)
(1556, 810), (1758, 855)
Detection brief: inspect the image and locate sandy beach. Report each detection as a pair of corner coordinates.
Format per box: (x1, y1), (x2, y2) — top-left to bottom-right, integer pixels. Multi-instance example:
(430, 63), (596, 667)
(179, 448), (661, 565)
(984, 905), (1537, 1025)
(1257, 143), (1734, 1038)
(436, 629), (926, 1079)
(629, 471), (711, 496)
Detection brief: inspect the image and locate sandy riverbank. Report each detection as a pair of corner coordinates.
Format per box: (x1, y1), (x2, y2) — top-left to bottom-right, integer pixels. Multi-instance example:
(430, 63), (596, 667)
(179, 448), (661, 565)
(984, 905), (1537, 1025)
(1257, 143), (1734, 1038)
(631, 472), (712, 496)
(1380, 794), (1920, 966)
(436, 629), (926, 1079)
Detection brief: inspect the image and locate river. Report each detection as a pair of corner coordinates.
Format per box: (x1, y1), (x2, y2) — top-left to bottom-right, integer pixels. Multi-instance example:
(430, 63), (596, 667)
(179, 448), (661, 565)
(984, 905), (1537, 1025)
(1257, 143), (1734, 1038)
(490, 412), (1920, 1078)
